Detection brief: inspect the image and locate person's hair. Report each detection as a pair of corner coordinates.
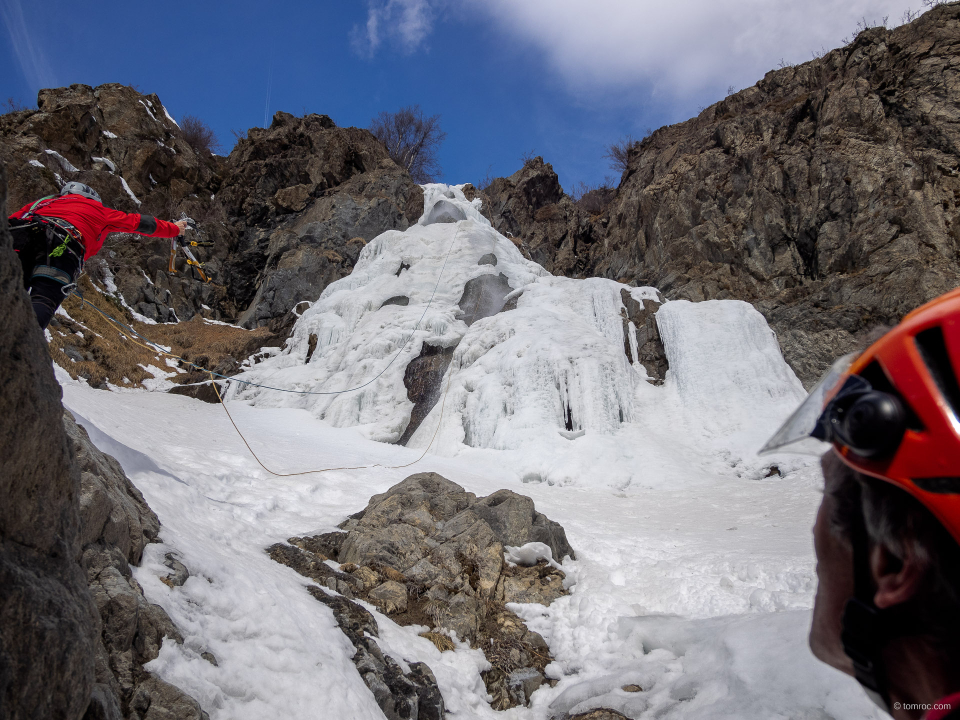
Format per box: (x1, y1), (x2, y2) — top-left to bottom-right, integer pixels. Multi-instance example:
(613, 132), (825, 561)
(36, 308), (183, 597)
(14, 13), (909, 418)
(824, 452), (960, 661)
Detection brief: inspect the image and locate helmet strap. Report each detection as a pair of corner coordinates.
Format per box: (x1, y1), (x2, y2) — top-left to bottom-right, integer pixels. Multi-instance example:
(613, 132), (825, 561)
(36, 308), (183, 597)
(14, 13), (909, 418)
(841, 504), (893, 713)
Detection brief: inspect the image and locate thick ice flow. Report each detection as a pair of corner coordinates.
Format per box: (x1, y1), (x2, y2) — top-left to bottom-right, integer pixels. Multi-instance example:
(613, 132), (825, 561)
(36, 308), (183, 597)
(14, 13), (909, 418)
(236, 184), (805, 487)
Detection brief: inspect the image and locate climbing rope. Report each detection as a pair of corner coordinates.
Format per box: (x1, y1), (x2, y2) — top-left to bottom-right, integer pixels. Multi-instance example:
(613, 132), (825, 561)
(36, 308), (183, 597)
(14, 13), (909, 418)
(65, 220), (474, 476)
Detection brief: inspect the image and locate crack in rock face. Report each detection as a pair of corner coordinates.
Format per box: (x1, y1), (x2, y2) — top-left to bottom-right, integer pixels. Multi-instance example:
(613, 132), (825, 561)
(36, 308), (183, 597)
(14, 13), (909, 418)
(267, 472), (576, 710)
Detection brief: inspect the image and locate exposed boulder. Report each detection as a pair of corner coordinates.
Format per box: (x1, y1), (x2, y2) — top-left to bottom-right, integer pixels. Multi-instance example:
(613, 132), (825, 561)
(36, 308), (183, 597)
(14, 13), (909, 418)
(564, 711), (631, 720)
(0, 161), (100, 720)
(398, 343), (456, 446)
(269, 472), (576, 710)
(619, 289), (667, 384)
(307, 586), (446, 720)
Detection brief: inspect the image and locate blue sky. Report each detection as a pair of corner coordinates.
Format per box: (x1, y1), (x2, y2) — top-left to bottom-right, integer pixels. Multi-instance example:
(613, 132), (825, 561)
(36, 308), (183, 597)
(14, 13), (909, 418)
(1, 0), (922, 191)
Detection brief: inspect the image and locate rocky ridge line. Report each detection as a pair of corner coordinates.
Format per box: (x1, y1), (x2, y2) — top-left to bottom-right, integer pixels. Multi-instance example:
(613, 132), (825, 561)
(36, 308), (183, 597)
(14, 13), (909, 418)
(0, 85), (423, 338)
(480, 4), (960, 386)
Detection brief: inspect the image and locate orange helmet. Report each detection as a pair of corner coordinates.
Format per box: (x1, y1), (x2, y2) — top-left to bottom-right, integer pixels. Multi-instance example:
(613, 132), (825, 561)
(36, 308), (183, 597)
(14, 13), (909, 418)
(764, 287), (960, 712)
(763, 287), (960, 545)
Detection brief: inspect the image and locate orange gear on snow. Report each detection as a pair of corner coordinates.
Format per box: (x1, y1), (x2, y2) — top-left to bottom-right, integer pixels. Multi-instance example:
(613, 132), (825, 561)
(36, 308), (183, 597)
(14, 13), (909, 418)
(835, 286), (960, 545)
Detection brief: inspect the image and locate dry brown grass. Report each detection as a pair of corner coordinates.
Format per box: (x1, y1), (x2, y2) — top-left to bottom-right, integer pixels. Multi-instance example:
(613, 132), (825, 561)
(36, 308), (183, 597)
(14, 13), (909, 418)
(419, 631), (455, 653)
(49, 275), (277, 388)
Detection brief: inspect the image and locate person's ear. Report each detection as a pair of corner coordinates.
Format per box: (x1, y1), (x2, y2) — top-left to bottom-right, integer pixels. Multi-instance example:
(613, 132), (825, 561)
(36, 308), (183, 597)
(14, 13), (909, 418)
(870, 542), (926, 609)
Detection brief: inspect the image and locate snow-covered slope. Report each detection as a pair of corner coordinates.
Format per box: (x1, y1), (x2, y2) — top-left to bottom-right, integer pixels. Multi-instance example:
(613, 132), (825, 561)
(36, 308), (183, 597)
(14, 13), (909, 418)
(56, 183), (883, 719)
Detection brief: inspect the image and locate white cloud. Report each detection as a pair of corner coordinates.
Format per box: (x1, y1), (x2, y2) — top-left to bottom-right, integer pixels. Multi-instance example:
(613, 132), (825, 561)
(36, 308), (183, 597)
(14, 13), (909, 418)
(352, 0), (436, 57)
(0, 0), (56, 93)
(475, 0), (920, 100)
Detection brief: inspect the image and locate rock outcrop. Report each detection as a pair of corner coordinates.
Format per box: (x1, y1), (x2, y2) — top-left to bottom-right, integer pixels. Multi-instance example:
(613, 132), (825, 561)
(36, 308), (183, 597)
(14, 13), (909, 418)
(269, 473), (576, 710)
(219, 111), (423, 333)
(0, 86), (423, 339)
(482, 5), (960, 386)
(480, 157), (597, 273)
(0, 160), (99, 720)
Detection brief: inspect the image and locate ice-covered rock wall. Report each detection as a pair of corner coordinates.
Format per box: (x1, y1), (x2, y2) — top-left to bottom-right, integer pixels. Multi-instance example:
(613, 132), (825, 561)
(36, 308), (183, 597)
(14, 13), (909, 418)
(235, 184), (809, 485)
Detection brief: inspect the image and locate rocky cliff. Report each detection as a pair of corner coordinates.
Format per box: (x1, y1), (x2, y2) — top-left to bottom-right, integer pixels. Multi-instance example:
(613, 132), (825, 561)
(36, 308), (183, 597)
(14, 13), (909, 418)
(0, 161), (98, 719)
(0, 162), (206, 718)
(218, 111), (423, 333)
(0, 85), (421, 336)
(482, 4), (960, 386)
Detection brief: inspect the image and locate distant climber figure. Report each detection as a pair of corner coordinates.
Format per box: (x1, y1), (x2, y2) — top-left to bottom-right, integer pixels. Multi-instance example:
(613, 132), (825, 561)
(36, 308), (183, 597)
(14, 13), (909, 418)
(8, 181), (188, 329)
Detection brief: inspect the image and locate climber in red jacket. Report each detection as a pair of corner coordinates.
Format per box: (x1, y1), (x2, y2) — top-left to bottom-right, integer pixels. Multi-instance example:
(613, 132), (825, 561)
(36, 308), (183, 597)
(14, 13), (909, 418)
(8, 181), (187, 329)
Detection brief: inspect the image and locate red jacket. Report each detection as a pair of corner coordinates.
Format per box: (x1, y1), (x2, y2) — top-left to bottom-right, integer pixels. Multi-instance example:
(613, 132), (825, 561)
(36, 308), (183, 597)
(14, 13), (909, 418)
(10, 194), (180, 260)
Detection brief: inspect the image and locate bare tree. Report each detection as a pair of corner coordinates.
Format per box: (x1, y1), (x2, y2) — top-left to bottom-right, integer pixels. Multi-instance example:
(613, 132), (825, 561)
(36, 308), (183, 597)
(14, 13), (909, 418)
(604, 135), (637, 174)
(180, 115), (222, 155)
(370, 105), (446, 183)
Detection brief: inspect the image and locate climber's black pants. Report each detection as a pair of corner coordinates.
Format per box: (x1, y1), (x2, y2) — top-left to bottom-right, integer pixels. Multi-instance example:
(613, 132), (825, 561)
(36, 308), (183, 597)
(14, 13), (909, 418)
(9, 219), (83, 330)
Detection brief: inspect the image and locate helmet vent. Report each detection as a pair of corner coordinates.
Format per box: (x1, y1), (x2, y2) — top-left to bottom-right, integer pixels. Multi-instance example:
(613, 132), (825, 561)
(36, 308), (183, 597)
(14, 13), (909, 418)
(913, 477), (960, 494)
(858, 360), (924, 431)
(915, 326), (960, 422)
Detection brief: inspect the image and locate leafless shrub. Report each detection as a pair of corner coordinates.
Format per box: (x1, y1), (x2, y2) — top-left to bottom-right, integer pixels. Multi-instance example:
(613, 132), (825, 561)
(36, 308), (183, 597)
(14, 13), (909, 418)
(370, 104), (446, 183)
(477, 166), (496, 192)
(2, 97), (28, 113)
(841, 15), (889, 44)
(571, 180), (616, 215)
(180, 114), (222, 155)
(902, 7), (921, 22)
(519, 150), (538, 166)
(604, 135), (638, 174)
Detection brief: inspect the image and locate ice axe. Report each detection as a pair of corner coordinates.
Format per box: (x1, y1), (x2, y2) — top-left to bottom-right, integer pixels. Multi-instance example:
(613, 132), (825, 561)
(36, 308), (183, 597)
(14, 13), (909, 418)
(168, 216), (214, 283)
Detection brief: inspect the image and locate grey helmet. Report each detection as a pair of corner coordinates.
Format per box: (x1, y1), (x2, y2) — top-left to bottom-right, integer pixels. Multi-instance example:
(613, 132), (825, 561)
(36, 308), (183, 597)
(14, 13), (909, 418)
(60, 181), (101, 203)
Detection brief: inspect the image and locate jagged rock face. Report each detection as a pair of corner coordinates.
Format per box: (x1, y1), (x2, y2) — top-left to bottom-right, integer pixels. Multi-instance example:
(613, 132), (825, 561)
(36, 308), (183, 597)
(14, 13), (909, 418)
(66, 413), (207, 720)
(0, 162), (100, 719)
(0, 83), (231, 324)
(480, 157), (596, 272)
(269, 473), (575, 710)
(0, 161), (204, 719)
(481, 6), (960, 386)
(605, 7), (960, 385)
(217, 111), (424, 332)
(0, 87), (424, 339)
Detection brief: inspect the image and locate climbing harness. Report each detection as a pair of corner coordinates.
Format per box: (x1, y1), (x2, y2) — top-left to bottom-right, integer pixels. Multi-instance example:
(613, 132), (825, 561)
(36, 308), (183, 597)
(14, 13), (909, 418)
(11, 201), (86, 294)
(65, 221), (471, 476)
(168, 217), (214, 283)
